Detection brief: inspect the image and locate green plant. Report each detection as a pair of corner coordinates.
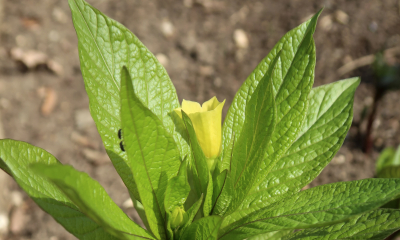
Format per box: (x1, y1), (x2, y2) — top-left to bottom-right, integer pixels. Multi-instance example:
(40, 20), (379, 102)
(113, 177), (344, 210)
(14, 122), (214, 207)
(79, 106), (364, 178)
(1, 1), (400, 239)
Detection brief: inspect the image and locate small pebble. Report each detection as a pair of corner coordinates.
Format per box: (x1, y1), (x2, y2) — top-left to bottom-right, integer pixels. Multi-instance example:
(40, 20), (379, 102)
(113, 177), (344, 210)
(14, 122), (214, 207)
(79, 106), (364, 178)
(334, 10), (349, 25)
(213, 77), (222, 88)
(52, 7), (68, 24)
(82, 148), (109, 165)
(320, 15), (333, 31)
(155, 53), (169, 67)
(331, 154), (346, 165)
(369, 21), (378, 32)
(40, 87), (58, 116)
(161, 20), (174, 38)
(10, 191), (23, 207)
(0, 213), (8, 235)
(122, 198), (134, 208)
(10, 207), (27, 234)
(75, 109), (94, 130)
(233, 29), (249, 49)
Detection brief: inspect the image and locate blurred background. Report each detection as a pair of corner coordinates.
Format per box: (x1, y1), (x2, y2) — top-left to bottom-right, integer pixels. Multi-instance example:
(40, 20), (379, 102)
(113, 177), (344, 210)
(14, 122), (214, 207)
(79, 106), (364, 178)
(0, 0), (399, 239)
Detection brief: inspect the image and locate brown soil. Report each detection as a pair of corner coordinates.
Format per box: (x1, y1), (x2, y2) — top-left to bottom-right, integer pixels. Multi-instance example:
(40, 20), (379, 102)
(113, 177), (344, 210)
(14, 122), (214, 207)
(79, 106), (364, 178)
(0, 0), (399, 239)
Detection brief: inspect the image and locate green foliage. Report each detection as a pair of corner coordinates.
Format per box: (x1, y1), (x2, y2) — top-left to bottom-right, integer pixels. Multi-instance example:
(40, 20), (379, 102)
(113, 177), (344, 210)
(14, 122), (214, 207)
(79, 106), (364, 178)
(1, 1), (400, 240)
(376, 145), (400, 178)
(283, 209), (400, 240)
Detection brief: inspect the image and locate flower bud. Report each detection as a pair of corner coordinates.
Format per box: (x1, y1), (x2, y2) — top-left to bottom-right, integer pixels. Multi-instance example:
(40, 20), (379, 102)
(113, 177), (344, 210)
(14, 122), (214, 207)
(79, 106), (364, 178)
(170, 207), (187, 229)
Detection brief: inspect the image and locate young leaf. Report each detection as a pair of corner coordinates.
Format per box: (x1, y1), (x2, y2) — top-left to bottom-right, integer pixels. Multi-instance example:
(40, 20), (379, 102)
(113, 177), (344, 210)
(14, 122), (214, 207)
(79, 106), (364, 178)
(203, 172), (213, 217)
(0, 139), (119, 240)
(283, 209), (400, 240)
(31, 164), (154, 240)
(182, 111), (209, 195)
(376, 147), (396, 174)
(219, 178), (400, 240)
(120, 66), (181, 239)
(164, 159), (191, 213)
(377, 166), (400, 178)
(224, 51), (278, 215)
(68, 0), (189, 201)
(376, 145), (400, 176)
(179, 194), (204, 236)
(180, 216), (223, 240)
(222, 11), (321, 197)
(241, 78), (360, 211)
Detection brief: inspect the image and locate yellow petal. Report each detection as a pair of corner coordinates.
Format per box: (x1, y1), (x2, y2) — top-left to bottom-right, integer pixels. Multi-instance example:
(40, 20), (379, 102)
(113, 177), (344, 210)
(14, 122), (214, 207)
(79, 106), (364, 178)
(182, 100), (202, 114)
(188, 99), (225, 158)
(173, 97), (225, 160)
(201, 96), (220, 112)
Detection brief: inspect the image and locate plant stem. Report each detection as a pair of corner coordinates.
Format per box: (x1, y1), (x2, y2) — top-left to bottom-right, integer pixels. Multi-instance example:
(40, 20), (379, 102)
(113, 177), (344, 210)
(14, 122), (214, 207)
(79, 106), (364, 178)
(364, 88), (385, 154)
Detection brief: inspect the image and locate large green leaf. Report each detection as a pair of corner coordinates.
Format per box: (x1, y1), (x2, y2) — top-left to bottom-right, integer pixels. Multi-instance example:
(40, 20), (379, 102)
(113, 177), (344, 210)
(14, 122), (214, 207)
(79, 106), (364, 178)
(120, 67), (181, 239)
(219, 179), (400, 240)
(248, 230), (293, 240)
(68, 0), (189, 200)
(221, 11), (321, 200)
(31, 164), (155, 240)
(0, 139), (119, 240)
(180, 216), (223, 240)
(222, 52), (278, 215)
(241, 78), (360, 210)
(283, 209), (400, 240)
(253, 11), (320, 196)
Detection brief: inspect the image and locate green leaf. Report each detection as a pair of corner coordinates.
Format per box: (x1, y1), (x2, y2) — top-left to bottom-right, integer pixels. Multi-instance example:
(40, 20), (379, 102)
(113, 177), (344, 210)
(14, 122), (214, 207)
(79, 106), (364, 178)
(179, 194), (204, 236)
(68, 0), (189, 201)
(283, 209), (400, 240)
(164, 158), (190, 238)
(253, 11), (321, 197)
(219, 178), (400, 240)
(376, 147), (396, 174)
(221, 11), (321, 201)
(31, 164), (154, 240)
(133, 198), (151, 232)
(165, 159), (191, 213)
(223, 51), (278, 215)
(219, 132), (235, 173)
(0, 139), (119, 240)
(203, 171), (213, 217)
(211, 171), (233, 216)
(180, 216), (223, 240)
(241, 78), (360, 211)
(182, 111), (209, 195)
(120, 66), (181, 239)
(378, 166), (400, 178)
(211, 169), (227, 213)
(248, 230), (293, 240)
(376, 145), (400, 176)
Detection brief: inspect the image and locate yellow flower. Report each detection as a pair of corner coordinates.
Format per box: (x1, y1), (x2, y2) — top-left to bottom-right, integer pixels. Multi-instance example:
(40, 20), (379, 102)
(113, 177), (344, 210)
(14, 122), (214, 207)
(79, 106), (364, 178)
(174, 97), (225, 162)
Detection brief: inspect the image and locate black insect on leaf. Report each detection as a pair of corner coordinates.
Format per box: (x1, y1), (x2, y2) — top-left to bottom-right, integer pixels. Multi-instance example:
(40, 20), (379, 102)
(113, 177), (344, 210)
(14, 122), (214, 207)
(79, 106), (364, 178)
(118, 129), (122, 139)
